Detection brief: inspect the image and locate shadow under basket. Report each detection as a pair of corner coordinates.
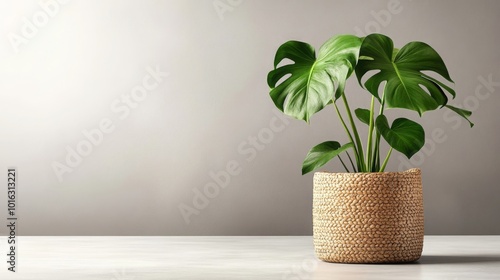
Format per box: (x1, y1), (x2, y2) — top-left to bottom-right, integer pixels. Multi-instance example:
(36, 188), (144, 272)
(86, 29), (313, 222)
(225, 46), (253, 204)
(313, 168), (424, 264)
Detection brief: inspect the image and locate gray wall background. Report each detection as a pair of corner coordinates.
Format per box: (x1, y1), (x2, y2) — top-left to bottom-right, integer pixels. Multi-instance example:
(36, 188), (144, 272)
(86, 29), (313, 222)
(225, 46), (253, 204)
(0, 0), (499, 236)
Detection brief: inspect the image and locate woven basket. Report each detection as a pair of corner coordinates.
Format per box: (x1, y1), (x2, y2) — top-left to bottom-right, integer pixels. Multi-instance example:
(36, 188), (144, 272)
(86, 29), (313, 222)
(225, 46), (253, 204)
(313, 168), (424, 263)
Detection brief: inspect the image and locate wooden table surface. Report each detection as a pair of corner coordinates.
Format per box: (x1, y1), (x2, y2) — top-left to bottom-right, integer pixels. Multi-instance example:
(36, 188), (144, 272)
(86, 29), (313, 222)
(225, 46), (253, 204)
(1, 236), (499, 279)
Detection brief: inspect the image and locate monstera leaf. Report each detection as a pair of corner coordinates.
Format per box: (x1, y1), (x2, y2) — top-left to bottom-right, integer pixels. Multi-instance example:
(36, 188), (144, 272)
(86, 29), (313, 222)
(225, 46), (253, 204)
(355, 108), (371, 125)
(267, 35), (362, 122)
(356, 34), (455, 115)
(445, 105), (474, 127)
(376, 115), (425, 159)
(302, 141), (354, 175)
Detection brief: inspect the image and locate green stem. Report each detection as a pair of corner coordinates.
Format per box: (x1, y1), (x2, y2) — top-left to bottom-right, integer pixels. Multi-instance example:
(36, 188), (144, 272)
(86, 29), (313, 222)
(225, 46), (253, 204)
(380, 147), (393, 172)
(333, 101), (361, 171)
(338, 155), (350, 173)
(340, 92), (365, 171)
(346, 151), (357, 172)
(373, 147), (380, 171)
(372, 88), (386, 171)
(365, 96), (375, 171)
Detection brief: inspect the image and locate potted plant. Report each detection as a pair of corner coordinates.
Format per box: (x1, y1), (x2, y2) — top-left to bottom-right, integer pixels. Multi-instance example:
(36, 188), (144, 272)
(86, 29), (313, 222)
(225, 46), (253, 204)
(267, 34), (473, 263)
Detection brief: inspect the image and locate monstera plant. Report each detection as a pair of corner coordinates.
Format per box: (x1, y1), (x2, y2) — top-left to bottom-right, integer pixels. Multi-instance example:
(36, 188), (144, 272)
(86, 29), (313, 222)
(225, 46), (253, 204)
(268, 33), (474, 264)
(267, 34), (473, 173)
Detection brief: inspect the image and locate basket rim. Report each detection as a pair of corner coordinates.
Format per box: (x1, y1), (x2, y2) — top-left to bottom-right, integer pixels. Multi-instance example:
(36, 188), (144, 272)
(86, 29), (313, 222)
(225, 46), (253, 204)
(314, 168), (421, 176)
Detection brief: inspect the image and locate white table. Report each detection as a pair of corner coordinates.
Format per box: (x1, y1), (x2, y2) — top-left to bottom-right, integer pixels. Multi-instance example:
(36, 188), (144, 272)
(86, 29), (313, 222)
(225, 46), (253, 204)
(0, 236), (499, 279)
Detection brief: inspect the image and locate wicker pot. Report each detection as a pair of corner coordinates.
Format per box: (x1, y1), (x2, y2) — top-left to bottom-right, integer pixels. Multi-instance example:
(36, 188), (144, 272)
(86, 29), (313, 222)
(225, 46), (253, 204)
(313, 168), (424, 263)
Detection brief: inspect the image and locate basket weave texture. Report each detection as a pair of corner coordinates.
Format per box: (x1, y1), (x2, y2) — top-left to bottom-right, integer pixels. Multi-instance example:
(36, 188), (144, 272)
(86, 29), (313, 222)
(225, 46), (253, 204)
(313, 168), (424, 263)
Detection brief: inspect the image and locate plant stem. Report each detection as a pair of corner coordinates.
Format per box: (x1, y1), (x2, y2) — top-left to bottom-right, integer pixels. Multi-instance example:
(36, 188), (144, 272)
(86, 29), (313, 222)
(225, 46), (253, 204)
(333, 101), (361, 171)
(346, 151), (357, 172)
(372, 129), (382, 171)
(380, 147), (393, 172)
(373, 148), (380, 171)
(340, 92), (365, 172)
(365, 96), (375, 171)
(338, 155), (350, 173)
(372, 87), (386, 171)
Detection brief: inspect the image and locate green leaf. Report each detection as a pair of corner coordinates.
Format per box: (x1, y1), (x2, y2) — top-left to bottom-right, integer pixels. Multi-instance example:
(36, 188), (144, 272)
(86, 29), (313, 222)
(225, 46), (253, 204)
(355, 108), (371, 125)
(302, 141), (354, 175)
(356, 34), (455, 115)
(375, 115), (425, 159)
(268, 35), (362, 122)
(445, 105), (474, 127)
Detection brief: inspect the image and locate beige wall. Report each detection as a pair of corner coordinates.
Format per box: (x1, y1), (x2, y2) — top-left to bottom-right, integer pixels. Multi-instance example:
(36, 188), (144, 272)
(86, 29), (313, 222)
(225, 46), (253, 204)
(0, 0), (499, 235)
